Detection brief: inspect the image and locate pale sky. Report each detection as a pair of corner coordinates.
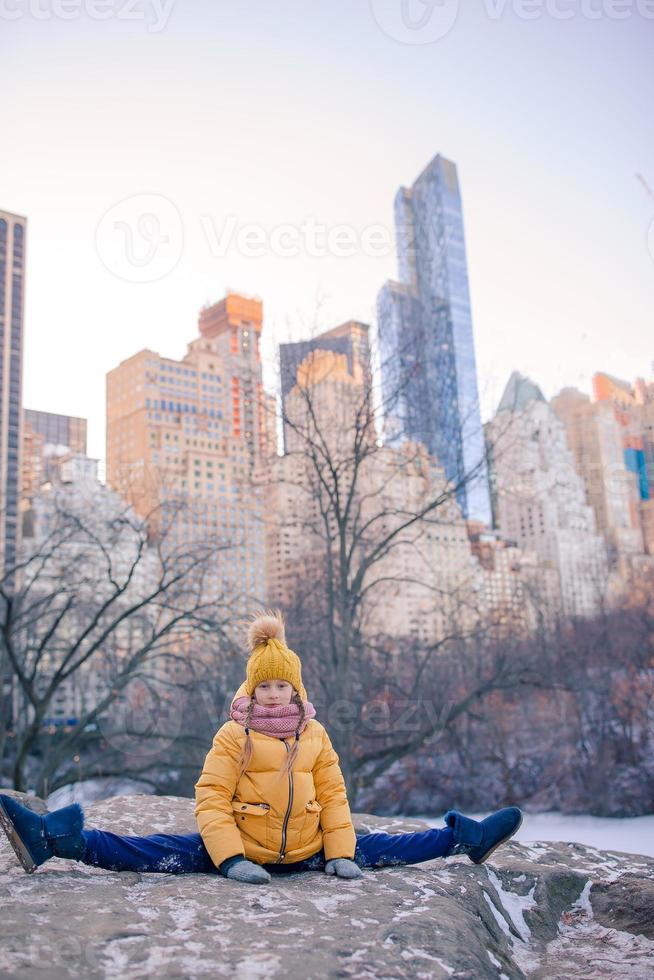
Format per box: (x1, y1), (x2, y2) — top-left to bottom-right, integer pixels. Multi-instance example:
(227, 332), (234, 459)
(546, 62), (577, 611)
(2, 0), (652, 466)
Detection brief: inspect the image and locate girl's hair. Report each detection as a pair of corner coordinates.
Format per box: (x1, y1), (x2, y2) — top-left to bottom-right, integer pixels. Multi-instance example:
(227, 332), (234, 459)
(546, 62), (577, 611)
(237, 690), (306, 780)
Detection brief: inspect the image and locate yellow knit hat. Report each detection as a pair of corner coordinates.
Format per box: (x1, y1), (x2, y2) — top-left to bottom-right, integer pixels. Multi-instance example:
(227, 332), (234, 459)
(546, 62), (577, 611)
(245, 610), (307, 700)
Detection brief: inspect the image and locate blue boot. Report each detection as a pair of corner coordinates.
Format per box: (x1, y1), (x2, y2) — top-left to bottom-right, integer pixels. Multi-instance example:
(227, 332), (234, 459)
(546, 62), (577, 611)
(0, 794), (85, 874)
(443, 806), (523, 864)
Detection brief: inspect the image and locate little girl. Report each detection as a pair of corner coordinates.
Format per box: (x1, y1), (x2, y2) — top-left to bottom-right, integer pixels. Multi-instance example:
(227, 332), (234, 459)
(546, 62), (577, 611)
(0, 611), (522, 883)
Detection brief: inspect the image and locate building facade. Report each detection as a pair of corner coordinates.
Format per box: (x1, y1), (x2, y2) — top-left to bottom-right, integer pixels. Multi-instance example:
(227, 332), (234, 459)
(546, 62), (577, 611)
(106, 292), (268, 614)
(0, 209), (27, 581)
(279, 319), (371, 450)
(592, 372), (654, 555)
(466, 521), (541, 636)
(551, 387), (645, 560)
(22, 409), (88, 499)
(267, 347), (482, 643)
(487, 372), (608, 620)
(377, 154), (491, 525)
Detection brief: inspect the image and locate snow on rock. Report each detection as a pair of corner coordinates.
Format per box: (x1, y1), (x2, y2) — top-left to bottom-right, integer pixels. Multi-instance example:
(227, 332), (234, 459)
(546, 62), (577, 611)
(1, 791), (653, 979)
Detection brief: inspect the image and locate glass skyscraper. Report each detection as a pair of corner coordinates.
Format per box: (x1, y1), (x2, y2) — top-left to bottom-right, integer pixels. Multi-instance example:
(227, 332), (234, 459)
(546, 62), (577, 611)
(0, 209), (27, 583)
(377, 154), (491, 524)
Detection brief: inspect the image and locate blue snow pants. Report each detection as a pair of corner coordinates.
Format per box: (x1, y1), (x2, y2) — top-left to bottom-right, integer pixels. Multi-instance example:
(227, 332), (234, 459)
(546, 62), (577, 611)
(81, 825), (455, 875)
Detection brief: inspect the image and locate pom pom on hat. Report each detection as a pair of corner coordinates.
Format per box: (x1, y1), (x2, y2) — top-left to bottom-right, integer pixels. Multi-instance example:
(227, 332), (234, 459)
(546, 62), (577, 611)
(247, 609), (286, 650)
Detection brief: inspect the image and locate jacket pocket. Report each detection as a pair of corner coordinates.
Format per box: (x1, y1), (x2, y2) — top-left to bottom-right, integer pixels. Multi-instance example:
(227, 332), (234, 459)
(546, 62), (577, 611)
(232, 802), (270, 815)
(232, 801), (270, 846)
(302, 800), (323, 843)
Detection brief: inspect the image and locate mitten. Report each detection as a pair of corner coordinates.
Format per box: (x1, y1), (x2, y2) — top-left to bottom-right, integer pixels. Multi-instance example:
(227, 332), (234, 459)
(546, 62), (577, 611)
(324, 857), (363, 879)
(220, 855), (271, 884)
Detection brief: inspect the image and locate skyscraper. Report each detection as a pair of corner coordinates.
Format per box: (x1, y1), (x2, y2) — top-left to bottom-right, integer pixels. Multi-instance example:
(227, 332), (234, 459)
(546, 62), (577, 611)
(551, 387), (645, 560)
(267, 346), (479, 642)
(106, 292), (268, 612)
(279, 320), (371, 450)
(377, 154), (491, 524)
(0, 209), (27, 581)
(591, 371), (654, 556)
(487, 372), (608, 619)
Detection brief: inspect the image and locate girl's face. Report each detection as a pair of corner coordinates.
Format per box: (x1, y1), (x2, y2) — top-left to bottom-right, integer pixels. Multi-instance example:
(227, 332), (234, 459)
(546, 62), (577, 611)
(254, 679), (294, 707)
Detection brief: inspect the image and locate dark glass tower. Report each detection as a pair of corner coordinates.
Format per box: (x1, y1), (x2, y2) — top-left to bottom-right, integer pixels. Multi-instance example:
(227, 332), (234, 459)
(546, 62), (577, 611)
(377, 155), (491, 524)
(0, 209), (27, 584)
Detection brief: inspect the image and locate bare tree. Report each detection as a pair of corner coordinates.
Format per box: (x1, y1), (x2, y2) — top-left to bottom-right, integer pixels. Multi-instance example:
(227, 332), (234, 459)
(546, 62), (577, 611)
(0, 481), (242, 796)
(261, 327), (524, 803)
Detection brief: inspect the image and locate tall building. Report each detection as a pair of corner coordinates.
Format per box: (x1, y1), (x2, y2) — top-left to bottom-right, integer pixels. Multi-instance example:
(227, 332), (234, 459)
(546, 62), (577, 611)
(22, 409), (88, 498)
(592, 372), (654, 555)
(551, 388), (645, 561)
(0, 209), (27, 581)
(267, 347), (481, 643)
(24, 409), (86, 454)
(106, 292), (268, 613)
(487, 372), (608, 619)
(466, 521), (541, 637)
(279, 320), (371, 449)
(377, 154), (491, 525)
(283, 346), (374, 456)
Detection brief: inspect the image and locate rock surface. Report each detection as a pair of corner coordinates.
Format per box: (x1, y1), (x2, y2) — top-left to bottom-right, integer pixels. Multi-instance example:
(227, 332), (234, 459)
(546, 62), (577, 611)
(1, 791), (653, 978)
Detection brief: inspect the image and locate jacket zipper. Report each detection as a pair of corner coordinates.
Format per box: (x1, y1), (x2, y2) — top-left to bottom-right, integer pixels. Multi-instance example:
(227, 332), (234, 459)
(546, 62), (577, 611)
(276, 740), (293, 863)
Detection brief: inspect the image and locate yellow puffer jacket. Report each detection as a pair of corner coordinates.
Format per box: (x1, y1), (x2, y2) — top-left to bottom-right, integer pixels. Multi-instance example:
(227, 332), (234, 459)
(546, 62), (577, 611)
(194, 682), (357, 868)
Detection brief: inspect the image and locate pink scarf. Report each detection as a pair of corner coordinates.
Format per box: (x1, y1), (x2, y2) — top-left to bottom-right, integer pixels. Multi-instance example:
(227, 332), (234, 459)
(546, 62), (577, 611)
(231, 696), (316, 739)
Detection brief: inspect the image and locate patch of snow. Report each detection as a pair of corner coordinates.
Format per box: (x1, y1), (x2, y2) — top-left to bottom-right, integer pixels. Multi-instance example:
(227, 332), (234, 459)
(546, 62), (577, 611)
(573, 880), (593, 917)
(233, 953), (281, 978)
(393, 905), (430, 920)
(487, 949), (510, 978)
(486, 868), (537, 942)
(519, 843), (551, 862)
(483, 890), (511, 937)
(136, 905), (158, 922)
(169, 901), (198, 935)
(482, 874), (541, 975)
(307, 890), (358, 915)
(400, 947), (454, 974)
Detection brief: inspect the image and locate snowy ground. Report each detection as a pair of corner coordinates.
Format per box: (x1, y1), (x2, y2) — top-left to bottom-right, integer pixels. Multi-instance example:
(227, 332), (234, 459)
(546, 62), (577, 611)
(3, 792), (653, 977)
(418, 811), (654, 859)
